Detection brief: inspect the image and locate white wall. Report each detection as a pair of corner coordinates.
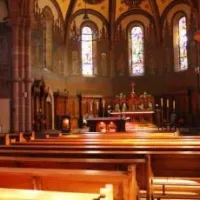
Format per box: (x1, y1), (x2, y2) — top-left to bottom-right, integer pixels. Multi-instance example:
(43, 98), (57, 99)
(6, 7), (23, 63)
(0, 98), (10, 133)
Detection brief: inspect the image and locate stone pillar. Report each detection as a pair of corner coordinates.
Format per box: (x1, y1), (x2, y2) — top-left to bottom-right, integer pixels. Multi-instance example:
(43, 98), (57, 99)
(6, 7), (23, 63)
(24, 25), (32, 133)
(11, 24), (20, 133)
(8, 0), (34, 133)
(18, 24), (26, 132)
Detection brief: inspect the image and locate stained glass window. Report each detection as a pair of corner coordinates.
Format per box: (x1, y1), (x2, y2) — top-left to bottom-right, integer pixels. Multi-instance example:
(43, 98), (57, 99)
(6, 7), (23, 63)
(178, 16), (188, 70)
(81, 26), (93, 76)
(130, 26), (144, 76)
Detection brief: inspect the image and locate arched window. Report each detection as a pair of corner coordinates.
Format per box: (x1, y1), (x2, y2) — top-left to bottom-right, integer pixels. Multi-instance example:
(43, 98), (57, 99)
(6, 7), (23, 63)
(129, 26), (144, 76)
(81, 26), (94, 76)
(173, 15), (188, 71)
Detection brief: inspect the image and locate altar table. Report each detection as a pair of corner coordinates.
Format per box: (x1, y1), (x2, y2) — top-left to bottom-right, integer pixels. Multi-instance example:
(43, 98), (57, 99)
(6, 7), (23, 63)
(110, 111), (154, 123)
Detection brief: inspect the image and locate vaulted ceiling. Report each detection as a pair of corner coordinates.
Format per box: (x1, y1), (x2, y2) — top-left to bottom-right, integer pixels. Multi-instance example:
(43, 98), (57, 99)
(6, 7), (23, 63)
(55, 0), (194, 22)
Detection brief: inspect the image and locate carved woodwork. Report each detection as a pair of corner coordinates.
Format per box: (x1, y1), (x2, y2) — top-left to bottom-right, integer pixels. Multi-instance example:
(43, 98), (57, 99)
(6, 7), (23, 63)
(54, 90), (69, 130)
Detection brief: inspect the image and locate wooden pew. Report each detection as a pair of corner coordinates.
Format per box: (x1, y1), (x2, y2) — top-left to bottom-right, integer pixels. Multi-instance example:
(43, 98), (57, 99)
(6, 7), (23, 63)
(0, 132), (35, 146)
(0, 166), (137, 200)
(11, 137), (200, 147)
(44, 131), (179, 139)
(1, 143), (200, 153)
(3, 132), (200, 199)
(19, 132), (35, 142)
(0, 133), (10, 145)
(0, 147), (200, 196)
(0, 153), (199, 199)
(12, 132), (200, 145)
(0, 187), (108, 200)
(0, 156), (147, 192)
(44, 132), (180, 139)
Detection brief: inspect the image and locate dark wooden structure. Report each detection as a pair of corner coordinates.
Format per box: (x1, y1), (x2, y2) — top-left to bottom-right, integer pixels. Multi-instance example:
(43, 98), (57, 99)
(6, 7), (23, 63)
(87, 117), (126, 132)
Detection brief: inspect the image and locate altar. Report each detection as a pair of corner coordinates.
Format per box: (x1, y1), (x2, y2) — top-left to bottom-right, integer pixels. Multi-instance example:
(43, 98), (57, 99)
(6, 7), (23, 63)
(111, 82), (155, 123)
(110, 111), (154, 123)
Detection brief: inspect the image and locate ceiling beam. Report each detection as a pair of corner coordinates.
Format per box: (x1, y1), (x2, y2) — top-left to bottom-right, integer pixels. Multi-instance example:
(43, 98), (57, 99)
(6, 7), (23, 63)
(64, 0), (77, 43)
(109, 0), (116, 46)
(149, 0), (161, 43)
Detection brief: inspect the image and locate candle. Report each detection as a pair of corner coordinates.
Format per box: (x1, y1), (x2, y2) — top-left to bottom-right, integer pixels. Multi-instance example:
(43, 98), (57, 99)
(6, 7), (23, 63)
(161, 98), (163, 107)
(173, 100), (175, 110)
(102, 99), (105, 108)
(96, 101), (99, 110)
(90, 102), (93, 112)
(166, 99), (169, 108)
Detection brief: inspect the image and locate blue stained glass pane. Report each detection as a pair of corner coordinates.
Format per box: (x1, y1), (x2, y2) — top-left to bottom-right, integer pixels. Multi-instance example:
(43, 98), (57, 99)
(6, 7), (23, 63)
(178, 16), (188, 70)
(81, 27), (93, 76)
(131, 26), (144, 76)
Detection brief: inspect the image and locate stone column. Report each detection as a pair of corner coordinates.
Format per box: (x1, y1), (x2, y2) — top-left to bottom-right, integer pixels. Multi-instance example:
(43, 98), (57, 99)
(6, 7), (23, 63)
(24, 24), (32, 133)
(18, 23), (26, 132)
(11, 24), (20, 133)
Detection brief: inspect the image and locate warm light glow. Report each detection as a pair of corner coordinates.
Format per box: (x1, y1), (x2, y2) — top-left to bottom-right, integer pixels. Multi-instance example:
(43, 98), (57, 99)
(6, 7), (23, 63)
(63, 119), (69, 125)
(130, 26), (144, 76)
(194, 30), (200, 42)
(178, 16), (188, 71)
(153, 178), (200, 186)
(0, 188), (101, 200)
(81, 26), (94, 76)
(111, 111), (154, 114)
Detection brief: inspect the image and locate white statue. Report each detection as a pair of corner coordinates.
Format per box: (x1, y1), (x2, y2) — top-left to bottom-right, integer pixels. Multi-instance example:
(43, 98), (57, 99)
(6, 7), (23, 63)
(122, 103), (127, 112)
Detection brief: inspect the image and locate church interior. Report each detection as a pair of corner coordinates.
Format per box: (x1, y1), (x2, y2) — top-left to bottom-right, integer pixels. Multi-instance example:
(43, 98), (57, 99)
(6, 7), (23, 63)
(0, 0), (200, 199)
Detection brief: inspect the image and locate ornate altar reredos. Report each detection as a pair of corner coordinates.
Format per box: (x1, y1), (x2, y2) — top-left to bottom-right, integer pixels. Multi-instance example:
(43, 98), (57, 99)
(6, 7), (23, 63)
(113, 83), (154, 112)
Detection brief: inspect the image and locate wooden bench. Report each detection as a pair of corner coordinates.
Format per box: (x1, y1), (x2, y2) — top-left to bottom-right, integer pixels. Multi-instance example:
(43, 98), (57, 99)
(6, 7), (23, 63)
(0, 132), (35, 145)
(0, 154), (199, 200)
(11, 137), (200, 147)
(0, 147), (200, 196)
(0, 156), (147, 189)
(3, 133), (200, 200)
(0, 187), (109, 200)
(0, 166), (137, 200)
(44, 132), (180, 139)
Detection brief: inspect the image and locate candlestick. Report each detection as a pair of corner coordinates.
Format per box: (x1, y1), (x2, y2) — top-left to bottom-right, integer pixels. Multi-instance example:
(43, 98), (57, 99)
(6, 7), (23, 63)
(102, 99), (105, 108)
(166, 99), (169, 108)
(96, 101), (99, 110)
(173, 100), (175, 110)
(90, 102), (93, 112)
(161, 98), (163, 107)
